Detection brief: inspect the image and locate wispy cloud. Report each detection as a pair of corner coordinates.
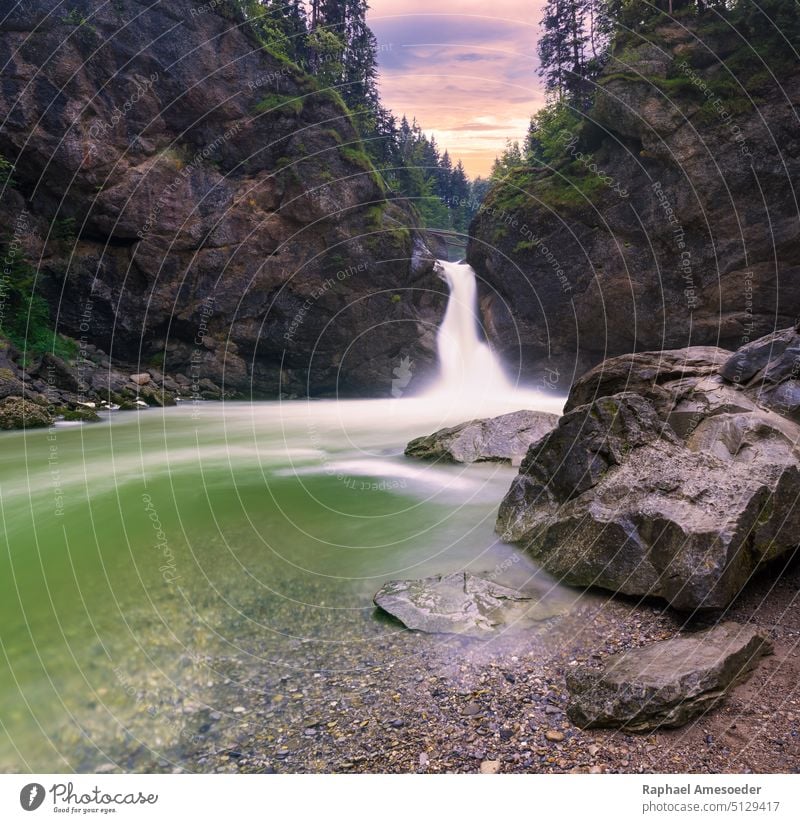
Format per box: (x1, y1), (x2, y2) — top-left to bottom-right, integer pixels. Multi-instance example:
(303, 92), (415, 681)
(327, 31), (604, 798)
(368, 1), (548, 177)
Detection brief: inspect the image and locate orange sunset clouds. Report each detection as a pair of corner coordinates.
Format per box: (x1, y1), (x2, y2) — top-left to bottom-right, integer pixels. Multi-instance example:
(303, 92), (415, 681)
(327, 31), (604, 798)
(368, 0), (549, 177)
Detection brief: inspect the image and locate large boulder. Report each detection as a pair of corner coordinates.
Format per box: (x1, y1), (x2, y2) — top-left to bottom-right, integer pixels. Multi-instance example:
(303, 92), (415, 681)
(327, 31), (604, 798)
(31, 352), (86, 395)
(564, 347), (732, 416)
(497, 338), (800, 610)
(373, 572), (565, 637)
(718, 323), (800, 422)
(0, 345), (27, 401)
(566, 623), (772, 731)
(405, 410), (559, 464)
(0, 397), (52, 430)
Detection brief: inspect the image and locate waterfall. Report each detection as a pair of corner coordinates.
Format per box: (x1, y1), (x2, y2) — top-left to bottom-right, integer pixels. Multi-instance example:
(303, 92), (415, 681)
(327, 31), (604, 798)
(430, 260), (511, 403)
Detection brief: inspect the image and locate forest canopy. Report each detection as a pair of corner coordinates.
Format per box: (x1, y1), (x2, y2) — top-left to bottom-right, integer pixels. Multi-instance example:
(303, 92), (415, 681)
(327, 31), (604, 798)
(233, 0), (482, 233)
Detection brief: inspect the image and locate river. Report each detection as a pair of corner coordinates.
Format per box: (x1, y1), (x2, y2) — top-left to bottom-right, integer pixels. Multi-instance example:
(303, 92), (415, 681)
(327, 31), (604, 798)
(0, 263), (568, 772)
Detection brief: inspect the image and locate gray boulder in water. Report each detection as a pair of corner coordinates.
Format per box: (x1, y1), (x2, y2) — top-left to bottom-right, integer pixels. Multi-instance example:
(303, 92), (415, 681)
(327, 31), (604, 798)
(497, 333), (800, 610)
(373, 572), (564, 637)
(566, 623), (772, 731)
(405, 410), (559, 464)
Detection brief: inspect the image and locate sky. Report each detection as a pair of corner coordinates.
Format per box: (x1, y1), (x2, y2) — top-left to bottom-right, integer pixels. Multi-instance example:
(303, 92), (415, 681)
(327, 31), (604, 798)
(367, 0), (548, 178)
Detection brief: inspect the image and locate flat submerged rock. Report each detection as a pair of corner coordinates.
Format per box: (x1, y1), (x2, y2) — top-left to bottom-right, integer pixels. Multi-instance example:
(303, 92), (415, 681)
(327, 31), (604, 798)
(566, 622), (773, 732)
(405, 410), (559, 465)
(374, 571), (565, 638)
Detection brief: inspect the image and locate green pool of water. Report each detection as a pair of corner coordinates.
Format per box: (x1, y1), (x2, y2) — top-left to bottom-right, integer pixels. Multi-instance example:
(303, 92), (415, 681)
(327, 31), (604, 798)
(0, 399), (561, 771)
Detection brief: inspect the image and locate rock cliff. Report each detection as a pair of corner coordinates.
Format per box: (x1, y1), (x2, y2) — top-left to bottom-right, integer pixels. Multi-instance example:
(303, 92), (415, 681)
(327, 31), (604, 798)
(0, 0), (444, 398)
(469, 18), (800, 391)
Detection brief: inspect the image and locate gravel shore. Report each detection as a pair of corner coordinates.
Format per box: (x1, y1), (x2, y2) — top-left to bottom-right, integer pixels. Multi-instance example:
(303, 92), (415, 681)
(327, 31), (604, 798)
(68, 556), (799, 775)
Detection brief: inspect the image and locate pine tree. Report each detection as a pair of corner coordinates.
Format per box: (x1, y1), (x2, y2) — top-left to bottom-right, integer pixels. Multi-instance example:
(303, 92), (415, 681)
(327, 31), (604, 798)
(538, 0), (600, 109)
(261, 1), (308, 63)
(437, 149), (453, 200)
(449, 160), (471, 231)
(538, 1), (572, 100)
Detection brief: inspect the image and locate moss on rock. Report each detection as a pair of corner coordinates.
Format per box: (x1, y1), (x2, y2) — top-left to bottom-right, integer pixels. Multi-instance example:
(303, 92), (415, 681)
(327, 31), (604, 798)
(0, 396), (52, 430)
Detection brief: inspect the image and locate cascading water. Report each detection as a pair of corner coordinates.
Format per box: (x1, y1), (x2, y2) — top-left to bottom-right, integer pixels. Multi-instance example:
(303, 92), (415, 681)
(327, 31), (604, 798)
(433, 260), (511, 401)
(421, 258), (563, 419)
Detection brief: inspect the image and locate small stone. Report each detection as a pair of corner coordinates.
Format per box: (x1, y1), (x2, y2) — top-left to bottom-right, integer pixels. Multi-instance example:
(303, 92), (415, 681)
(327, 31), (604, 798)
(545, 730), (565, 742)
(479, 759), (501, 774)
(232, 706), (246, 714)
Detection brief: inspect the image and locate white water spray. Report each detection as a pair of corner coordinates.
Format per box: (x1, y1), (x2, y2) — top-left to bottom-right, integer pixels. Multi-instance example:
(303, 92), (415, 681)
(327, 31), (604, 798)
(433, 260), (511, 402)
(415, 258), (563, 420)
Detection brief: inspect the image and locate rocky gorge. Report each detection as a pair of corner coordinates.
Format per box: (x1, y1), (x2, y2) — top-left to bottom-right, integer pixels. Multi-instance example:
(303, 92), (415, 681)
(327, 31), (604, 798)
(0, 0), (445, 405)
(468, 16), (800, 390)
(1, 1), (799, 777)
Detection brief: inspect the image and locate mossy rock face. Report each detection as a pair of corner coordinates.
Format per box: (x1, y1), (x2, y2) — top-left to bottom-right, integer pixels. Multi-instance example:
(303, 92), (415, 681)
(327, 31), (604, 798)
(0, 366), (26, 400)
(251, 93), (303, 117)
(468, 14), (800, 384)
(0, 345), (26, 399)
(57, 407), (101, 422)
(137, 385), (177, 407)
(0, 397), (53, 430)
(0, 0), (440, 398)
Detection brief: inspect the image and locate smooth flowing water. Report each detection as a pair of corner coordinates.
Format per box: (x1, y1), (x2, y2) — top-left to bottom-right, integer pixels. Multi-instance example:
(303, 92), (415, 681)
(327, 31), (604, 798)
(0, 262), (565, 772)
(433, 260), (512, 402)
